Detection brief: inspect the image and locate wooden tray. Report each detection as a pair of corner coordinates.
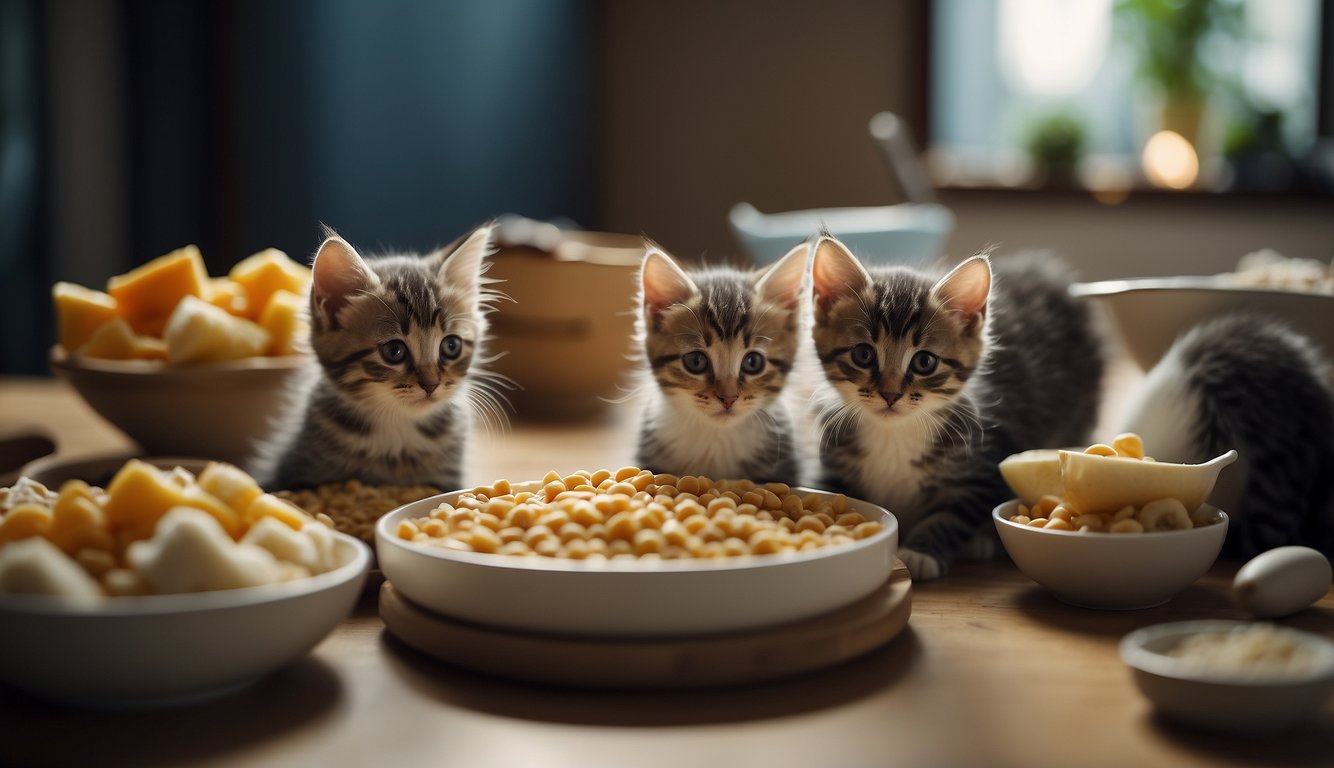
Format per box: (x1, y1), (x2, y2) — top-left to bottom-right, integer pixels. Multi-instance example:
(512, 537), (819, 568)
(379, 560), (911, 689)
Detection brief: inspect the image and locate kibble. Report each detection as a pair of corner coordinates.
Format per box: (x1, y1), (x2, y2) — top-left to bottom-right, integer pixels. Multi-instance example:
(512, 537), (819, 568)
(399, 468), (884, 559)
(277, 481), (439, 544)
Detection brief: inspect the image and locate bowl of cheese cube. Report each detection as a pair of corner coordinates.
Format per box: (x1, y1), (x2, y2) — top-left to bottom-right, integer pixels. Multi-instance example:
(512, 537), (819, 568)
(49, 245), (312, 464)
(0, 460), (369, 707)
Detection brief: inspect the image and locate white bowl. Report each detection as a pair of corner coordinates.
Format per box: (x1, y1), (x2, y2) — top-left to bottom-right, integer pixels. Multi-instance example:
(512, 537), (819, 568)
(20, 452), (210, 489)
(728, 201), (954, 266)
(993, 499), (1228, 610)
(1121, 620), (1334, 733)
(0, 533), (369, 708)
(50, 347), (307, 465)
(1070, 278), (1334, 371)
(377, 485), (898, 637)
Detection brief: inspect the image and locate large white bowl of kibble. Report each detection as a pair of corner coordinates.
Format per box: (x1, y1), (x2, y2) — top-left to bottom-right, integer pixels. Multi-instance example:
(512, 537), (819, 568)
(376, 469), (898, 637)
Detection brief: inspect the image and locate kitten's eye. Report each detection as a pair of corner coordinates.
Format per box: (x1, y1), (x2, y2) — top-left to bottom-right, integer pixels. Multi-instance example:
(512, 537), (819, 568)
(440, 334), (463, 360)
(741, 351), (766, 375)
(379, 339), (409, 365)
(850, 343), (877, 368)
(910, 350), (939, 375)
(682, 351), (710, 374)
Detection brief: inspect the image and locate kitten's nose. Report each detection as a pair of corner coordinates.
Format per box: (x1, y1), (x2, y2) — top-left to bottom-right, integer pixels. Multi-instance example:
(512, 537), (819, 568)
(716, 394), (738, 410)
(879, 390), (903, 408)
(418, 377), (440, 395)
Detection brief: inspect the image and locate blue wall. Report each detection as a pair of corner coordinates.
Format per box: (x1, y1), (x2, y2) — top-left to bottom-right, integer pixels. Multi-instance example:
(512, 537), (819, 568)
(231, 0), (593, 261)
(2, 0), (592, 374)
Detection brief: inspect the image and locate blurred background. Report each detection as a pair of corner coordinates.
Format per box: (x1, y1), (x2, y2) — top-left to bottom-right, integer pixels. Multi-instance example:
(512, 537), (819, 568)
(2, 0), (1332, 376)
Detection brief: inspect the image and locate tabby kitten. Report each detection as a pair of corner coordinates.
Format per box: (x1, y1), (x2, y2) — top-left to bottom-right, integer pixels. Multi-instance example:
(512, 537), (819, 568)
(636, 243), (808, 484)
(252, 225), (503, 491)
(1120, 313), (1334, 559)
(811, 235), (1104, 580)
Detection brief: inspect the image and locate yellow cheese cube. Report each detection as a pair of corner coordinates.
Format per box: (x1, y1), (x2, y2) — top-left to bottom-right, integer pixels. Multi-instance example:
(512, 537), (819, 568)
(52, 282), (120, 352)
(108, 245), (211, 337)
(229, 249), (311, 321)
(245, 493), (311, 532)
(104, 459), (242, 541)
(103, 460), (191, 535)
(258, 289), (307, 356)
(163, 295), (271, 364)
(197, 462), (264, 514)
(78, 317), (168, 361)
(182, 487), (243, 539)
(49, 482), (114, 554)
(207, 277), (250, 317)
(0, 504), (54, 543)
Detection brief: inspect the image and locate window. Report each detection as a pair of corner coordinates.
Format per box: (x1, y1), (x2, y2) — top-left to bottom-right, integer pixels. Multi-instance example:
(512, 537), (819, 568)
(928, 0), (1326, 195)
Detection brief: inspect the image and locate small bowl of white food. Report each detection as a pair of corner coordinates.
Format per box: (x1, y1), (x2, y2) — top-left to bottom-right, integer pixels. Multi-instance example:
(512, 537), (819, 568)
(1120, 620), (1334, 734)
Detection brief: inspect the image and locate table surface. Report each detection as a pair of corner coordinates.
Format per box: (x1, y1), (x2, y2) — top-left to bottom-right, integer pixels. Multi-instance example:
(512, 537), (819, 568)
(1, 375), (1332, 768)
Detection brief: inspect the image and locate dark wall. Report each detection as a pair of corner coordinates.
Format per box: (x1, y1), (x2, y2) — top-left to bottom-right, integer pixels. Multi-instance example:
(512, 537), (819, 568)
(0, 0), (47, 375)
(3, 0), (593, 374)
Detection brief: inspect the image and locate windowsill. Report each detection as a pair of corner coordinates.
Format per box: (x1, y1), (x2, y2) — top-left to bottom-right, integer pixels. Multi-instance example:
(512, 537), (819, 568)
(924, 149), (1334, 203)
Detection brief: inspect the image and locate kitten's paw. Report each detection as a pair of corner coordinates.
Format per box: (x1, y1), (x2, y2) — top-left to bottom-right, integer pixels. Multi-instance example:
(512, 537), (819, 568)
(899, 547), (943, 581)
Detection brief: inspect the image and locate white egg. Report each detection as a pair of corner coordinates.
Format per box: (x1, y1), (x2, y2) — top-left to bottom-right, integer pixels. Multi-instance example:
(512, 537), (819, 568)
(1233, 546), (1332, 618)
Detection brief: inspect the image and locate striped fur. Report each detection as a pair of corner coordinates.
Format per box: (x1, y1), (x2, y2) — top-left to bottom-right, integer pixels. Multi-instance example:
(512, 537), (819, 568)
(1120, 313), (1334, 559)
(812, 236), (1104, 579)
(635, 244), (807, 484)
(251, 225), (507, 491)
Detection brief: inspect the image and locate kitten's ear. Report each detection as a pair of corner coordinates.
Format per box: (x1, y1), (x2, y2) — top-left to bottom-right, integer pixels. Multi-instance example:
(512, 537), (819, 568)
(811, 235), (871, 314)
(436, 224), (494, 303)
(312, 235), (377, 325)
(754, 242), (809, 310)
(931, 255), (991, 330)
(640, 246), (697, 321)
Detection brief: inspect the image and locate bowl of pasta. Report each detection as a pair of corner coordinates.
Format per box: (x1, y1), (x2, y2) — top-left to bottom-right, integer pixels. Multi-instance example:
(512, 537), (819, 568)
(993, 499), (1228, 610)
(994, 433), (1234, 609)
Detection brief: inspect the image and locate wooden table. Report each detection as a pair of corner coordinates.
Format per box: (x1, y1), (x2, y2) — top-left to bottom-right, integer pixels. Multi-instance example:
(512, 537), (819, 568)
(1, 376), (1332, 768)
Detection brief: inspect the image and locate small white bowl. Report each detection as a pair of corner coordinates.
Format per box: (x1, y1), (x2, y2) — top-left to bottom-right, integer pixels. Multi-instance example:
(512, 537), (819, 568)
(993, 500), (1228, 610)
(0, 533), (369, 708)
(377, 485), (898, 637)
(49, 347), (307, 465)
(1121, 620), (1334, 733)
(728, 201), (954, 266)
(20, 452), (210, 489)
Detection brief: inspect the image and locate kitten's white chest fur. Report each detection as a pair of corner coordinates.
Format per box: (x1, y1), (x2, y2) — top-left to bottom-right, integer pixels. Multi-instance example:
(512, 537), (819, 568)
(646, 394), (777, 480)
(851, 414), (933, 529)
(362, 406), (454, 453)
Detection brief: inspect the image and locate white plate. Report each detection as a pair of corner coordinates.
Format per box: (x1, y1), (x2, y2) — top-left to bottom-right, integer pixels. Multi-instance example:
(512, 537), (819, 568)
(0, 533), (370, 708)
(377, 485), (898, 637)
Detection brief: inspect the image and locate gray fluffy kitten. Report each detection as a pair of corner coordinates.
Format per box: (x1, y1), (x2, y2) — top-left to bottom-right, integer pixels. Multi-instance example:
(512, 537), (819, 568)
(1120, 313), (1334, 559)
(635, 243), (808, 484)
(251, 225), (505, 491)
(811, 235), (1104, 580)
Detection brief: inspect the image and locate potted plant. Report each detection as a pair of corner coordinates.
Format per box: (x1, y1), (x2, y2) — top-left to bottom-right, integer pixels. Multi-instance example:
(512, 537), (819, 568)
(1113, 0), (1243, 147)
